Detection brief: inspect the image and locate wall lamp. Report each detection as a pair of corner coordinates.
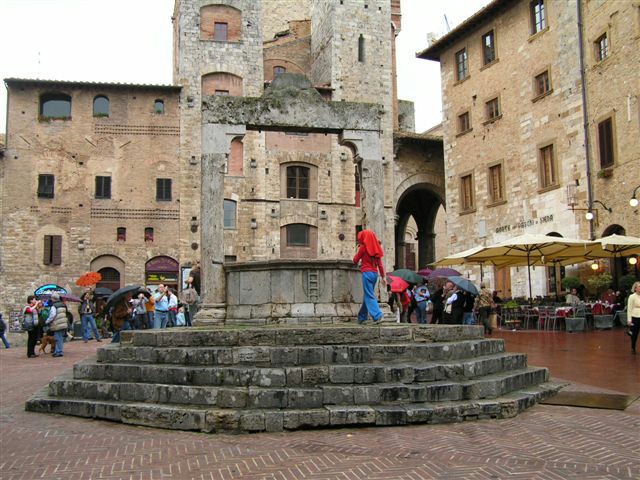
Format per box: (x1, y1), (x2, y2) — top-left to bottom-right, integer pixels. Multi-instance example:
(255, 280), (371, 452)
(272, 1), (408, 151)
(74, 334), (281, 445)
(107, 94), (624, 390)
(190, 216), (199, 233)
(585, 200), (612, 221)
(630, 185), (640, 208)
(628, 255), (637, 266)
(339, 210), (347, 223)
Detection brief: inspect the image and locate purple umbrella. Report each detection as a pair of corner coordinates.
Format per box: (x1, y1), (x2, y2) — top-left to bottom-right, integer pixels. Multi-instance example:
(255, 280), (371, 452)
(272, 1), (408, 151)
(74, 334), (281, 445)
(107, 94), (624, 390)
(427, 267), (461, 279)
(417, 268), (433, 277)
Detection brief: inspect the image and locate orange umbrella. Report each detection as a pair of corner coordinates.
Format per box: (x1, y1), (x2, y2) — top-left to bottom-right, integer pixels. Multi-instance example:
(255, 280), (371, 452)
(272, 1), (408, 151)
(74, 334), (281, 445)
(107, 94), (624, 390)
(75, 271), (102, 287)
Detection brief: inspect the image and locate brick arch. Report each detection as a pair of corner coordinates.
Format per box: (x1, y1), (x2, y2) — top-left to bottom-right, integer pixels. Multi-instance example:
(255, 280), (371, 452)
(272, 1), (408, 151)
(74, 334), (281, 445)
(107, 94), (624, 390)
(202, 72), (243, 97)
(90, 254), (126, 290)
(200, 4), (241, 42)
(280, 215), (318, 228)
(264, 59), (306, 82)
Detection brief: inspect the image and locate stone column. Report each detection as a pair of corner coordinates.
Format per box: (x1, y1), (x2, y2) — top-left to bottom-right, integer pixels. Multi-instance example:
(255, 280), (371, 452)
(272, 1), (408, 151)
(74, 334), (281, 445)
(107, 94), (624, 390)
(196, 123), (246, 325)
(417, 231), (436, 269)
(339, 130), (385, 240)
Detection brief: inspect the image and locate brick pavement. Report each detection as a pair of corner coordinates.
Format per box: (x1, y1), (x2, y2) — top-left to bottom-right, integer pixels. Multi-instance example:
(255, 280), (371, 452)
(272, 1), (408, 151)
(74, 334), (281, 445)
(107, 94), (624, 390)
(0, 331), (638, 480)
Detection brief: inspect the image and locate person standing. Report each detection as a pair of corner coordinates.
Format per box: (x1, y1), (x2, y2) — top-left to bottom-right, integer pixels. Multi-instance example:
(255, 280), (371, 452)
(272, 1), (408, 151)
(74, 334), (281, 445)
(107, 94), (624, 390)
(0, 313), (10, 349)
(413, 283), (431, 324)
(474, 283), (495, 335)
(153, 284), (169, 329)
(179, 284), (198, 327)
(23, 296), (40, 357)
(79, 291), (101, 343)
(167, 288), (178, 327)
(430, 286), (444, 324)
(353, 229), (387, 324)
(131, 292), (148, 330)
(144, 289), (155, 329)
(627, 281), (640, 355)
(45, 293), (68, 357)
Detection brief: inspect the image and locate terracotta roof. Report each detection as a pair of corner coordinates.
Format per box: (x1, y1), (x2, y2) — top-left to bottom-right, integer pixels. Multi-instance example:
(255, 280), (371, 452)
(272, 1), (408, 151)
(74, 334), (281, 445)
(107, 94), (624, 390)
(4, 78), (181, 91)
(393, 130), (442, 143)
(416, 0), (517, 61)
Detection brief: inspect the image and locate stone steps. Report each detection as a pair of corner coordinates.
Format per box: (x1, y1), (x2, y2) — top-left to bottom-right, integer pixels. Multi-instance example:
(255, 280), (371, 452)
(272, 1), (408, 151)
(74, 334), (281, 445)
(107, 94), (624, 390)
(26, 381), (563, 433)
(25, 325), (562, 433)
(95, 338), (506, 366)
(49, 366), (548, 407)
(76, 352), (527, 386)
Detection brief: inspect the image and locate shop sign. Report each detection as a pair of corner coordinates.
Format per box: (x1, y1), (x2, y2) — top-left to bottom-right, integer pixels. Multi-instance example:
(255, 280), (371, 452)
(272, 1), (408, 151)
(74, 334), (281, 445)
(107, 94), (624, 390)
(34, 284), (67, 296)
(495, 214), (554, 234)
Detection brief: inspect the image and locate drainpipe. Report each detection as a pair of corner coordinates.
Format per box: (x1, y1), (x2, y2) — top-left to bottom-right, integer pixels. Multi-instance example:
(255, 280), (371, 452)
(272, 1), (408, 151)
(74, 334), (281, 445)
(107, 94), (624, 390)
(577, 0), (594, 240)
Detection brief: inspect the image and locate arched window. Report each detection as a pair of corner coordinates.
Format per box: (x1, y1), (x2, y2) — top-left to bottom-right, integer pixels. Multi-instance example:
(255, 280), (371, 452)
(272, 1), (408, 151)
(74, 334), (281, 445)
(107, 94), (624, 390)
(154, 99), (165, 114)
(93, 95), (109, 117)
(40, 93), (71, 119)
(227, 138), (243, 176)
(286, 165), (310, 199)
(202, 72), (243, 97)
(273, 66), (286, 77)
(96, 267), (121, 292)
(223, 199), (237, 229)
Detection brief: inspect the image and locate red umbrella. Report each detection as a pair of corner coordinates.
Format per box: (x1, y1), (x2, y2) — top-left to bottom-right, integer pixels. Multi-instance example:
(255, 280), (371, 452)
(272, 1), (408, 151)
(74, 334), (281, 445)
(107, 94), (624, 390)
(76, 271), (102, 287)
(387, 275), (410, 293)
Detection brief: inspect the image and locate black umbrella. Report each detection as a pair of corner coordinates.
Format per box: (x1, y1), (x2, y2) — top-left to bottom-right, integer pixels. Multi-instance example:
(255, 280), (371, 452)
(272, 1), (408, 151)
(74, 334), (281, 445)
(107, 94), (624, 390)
(93, 287), (113, 297)
(103, 285), (144, 314)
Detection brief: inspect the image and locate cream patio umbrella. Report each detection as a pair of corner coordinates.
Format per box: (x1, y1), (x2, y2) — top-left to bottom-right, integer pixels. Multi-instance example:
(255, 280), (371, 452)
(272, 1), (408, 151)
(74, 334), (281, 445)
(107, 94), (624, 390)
(460, 234), (597, 301)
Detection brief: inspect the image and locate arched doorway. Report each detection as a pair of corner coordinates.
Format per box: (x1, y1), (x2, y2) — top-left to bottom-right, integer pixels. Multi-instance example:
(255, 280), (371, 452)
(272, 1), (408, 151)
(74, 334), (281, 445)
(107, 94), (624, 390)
(90, 255), (125, 291)
(145, 256), (179, 291)
(395, 185), (444, 270)
(602, 224), (627, 288)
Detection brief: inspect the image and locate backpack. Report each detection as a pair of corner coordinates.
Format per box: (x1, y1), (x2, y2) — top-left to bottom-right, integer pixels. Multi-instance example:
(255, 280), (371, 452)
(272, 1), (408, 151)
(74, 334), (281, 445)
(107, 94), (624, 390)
(181, 287), (198, 305)
(21, 306), (37, 331)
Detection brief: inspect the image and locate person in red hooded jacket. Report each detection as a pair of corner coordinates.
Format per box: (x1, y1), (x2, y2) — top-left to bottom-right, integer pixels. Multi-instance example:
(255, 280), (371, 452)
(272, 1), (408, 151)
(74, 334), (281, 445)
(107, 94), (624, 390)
(353, 229), (387, 324)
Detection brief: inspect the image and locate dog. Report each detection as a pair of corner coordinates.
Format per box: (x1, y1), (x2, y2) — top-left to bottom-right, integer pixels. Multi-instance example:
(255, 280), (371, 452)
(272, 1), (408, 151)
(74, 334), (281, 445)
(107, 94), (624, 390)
(38, 334), (56, 354)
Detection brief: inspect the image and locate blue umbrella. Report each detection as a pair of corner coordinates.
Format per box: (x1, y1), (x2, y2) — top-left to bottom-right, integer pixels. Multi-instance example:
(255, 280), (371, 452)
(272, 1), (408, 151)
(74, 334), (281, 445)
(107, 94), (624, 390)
(447, 276), (478, 296)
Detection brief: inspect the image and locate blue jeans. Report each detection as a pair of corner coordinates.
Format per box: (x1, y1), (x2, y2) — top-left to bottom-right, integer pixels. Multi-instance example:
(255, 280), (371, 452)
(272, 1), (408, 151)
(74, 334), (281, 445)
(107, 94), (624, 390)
(154, 311), (168, 329)
(53, 330), (65, 355)
(416, 301), (428, 324)
(463, 312), (475, 325)
(358, 271), (383, 323)
(111, 319), (131, 343)
(81, 314), (101, 341)
(0, 333), (9, 348)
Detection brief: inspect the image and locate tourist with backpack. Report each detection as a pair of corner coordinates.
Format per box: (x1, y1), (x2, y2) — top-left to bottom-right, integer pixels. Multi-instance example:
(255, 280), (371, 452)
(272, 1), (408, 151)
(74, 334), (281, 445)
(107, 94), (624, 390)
(23, 295), (40, 357)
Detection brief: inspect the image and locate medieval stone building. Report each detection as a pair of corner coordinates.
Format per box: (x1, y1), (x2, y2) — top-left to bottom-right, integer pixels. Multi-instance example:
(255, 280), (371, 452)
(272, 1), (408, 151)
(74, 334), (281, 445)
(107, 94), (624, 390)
(0, 0), (446, 319)
(418, 0), (639, 298)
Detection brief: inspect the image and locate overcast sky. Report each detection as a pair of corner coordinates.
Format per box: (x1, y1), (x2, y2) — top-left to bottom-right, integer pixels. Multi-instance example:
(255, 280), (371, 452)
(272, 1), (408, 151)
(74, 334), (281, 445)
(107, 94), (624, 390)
(0, 0), (490, 134)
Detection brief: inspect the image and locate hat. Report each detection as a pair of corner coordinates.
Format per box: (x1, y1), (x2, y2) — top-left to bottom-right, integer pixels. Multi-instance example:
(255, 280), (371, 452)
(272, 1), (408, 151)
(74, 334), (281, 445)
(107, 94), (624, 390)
(50, 293), (60, 302)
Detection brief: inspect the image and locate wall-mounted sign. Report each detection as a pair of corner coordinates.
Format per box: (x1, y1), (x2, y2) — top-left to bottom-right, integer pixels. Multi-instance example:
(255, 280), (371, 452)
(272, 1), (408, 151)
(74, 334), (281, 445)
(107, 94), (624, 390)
(34, 284), (67, 296)
(495, 214), (554, 234)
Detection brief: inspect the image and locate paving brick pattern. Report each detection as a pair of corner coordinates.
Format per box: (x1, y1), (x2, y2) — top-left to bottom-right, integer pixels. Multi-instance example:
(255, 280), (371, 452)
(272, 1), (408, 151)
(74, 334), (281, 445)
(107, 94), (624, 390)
(1, 332), (638, 479)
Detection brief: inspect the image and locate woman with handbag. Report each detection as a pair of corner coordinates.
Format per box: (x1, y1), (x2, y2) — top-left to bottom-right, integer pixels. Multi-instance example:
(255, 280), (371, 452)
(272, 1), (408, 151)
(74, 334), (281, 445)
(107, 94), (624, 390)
(627, 281), (640, 354)
(23, 295), (40, 358)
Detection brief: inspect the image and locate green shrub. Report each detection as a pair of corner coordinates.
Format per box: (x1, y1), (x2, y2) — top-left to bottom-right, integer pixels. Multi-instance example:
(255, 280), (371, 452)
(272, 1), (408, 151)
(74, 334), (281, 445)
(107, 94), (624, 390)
(561, 276), (581, 291)
(619, 274), (636, 295)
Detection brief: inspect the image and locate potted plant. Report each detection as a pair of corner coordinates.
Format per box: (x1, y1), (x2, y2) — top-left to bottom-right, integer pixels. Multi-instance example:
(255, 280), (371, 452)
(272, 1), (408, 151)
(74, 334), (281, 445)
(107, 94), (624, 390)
(561, 276), (581, 292)
(597, 168), (613, 179)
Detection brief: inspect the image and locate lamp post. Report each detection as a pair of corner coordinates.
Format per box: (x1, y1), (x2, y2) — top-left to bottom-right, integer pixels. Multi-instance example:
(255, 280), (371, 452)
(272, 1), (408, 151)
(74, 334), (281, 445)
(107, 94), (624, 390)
(630, 185), (640, 208)
(584, 200), (612, 239)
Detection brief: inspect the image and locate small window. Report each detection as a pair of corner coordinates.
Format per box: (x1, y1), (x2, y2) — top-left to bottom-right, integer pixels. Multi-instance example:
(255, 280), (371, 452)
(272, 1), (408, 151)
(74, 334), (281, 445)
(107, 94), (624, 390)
(534, 70), (551, 97)
(488, 164), (504, 203)
(458, 112), (471, 133)
(286, 165), (310, 199)
(37, 174), (55, 199)
(273, 66), (286, 77)
(482, 30), (496, 65)
(460, 174), (475, 211)
(95, 176), (112, 199)
(455, 48), (468, 81)
(539, 144), (557, 189)
(93, 95), (109, 117)
(597, 117), (614, 168)
(215, 90), (230, 96)
(486, 97), (501, 121)
(156, 178), (172, 201)
(595, 33), (609, 62)
(117, 227), (126, 242)
(287, 224), (310, 247)
(144, 228), (154, 243)
(214, 22), (228, 41)
(40, 93), (71, 119)
(43, 235), (62, 265)
(154, 100), (165, 114)
(530, 0), (546, 35)
(223, 199), (237, 229)
(358, 34), (365, 63)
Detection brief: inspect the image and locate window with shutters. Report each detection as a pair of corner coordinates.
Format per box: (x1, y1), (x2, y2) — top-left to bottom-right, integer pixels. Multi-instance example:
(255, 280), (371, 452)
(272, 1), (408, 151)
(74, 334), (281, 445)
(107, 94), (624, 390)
(488, 163), (505, 204)
(460, 174), (475, 212)
(597, 117), (614, 168)
(37, 174), (55, 198)
(538, 144), (557, 189)
(43, 235), (62, 265)
(95, 176), (111, 199)
(156, 178), (172, 201)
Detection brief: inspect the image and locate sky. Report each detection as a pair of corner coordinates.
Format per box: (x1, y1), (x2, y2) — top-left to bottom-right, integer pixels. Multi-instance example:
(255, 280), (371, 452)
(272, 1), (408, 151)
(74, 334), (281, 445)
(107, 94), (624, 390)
(0, 0), (491, 134)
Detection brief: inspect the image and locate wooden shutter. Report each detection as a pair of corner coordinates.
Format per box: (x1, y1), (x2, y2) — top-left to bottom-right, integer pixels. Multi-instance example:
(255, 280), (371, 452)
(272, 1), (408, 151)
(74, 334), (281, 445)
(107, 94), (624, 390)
(43, 235), (52, 264)
(51, 235), (62, 265)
